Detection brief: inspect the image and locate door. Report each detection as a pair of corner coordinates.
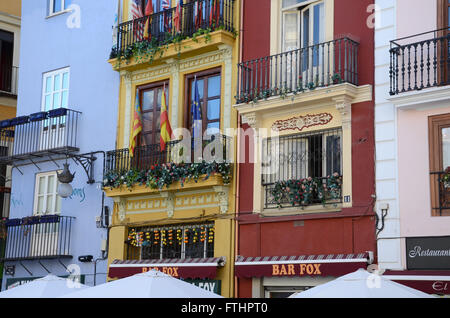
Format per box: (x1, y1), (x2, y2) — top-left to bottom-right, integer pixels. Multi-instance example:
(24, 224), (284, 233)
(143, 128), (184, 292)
(30, 172), (62, 257)
(40, 69), (70, 152)
(134, 82), (168, 169)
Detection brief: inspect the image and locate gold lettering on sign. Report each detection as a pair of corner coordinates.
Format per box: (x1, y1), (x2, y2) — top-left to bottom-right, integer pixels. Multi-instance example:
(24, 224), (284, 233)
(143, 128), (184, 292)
(272, 264), (322, 276)
(142, 267), (180, 277)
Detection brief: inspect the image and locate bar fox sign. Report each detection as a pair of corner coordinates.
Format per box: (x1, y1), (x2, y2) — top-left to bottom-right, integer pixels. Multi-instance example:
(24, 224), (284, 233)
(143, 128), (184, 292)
(272, 264), (322, 276)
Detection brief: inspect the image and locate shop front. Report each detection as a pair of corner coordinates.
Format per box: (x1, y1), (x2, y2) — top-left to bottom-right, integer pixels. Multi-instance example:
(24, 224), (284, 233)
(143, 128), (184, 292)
(383, 236), (450, 296)
(235, 252), (372, 298)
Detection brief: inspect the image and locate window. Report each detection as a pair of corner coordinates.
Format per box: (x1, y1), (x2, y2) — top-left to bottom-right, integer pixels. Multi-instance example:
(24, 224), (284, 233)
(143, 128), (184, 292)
(262, 128), (342, 209)
(138, 81), (169, 147)
(281, 0), (325, 52)
(33, 171), (62, 216)
(185, 69), (222, 136)
(48, 0), (72, 15)
(127, 223), (215, 260)
(42, 68), (70, 112)
(437, 0), (450, 84)
(0, 30), (14, 93)
(429, 114), (450, 216)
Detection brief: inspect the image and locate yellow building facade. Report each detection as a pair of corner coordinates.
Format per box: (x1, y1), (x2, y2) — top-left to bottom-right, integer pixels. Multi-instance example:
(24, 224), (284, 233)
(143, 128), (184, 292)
(104, 0), (240, 297)
(0, 0), (20, 120)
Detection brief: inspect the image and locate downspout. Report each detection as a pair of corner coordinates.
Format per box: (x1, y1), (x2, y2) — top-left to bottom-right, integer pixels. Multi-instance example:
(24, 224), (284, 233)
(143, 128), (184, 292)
(234, 0), (244, 299)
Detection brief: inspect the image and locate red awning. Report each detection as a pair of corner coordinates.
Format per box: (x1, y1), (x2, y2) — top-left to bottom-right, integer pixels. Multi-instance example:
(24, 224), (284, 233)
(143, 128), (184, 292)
(108, 257), (226, 280)
(383, 270), (450, 295)
(235, 253), (370, 278)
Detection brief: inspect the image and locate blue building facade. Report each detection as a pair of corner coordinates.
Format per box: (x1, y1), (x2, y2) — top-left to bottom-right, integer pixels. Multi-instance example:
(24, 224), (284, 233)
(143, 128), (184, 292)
(0, 0), (119, 290)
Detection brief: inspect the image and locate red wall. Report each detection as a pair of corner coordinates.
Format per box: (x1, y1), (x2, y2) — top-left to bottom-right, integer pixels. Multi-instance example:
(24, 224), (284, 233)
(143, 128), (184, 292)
(236, 0), (377, 298)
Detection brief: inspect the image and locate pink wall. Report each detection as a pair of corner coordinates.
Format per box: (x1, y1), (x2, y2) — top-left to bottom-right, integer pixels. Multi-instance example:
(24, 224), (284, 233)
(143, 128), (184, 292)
(397, 0), (437, 41)
(397, 107), (450, 237)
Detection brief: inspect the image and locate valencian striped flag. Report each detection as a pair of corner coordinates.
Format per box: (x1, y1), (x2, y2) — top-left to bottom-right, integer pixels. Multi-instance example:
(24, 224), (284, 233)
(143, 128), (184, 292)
(143, 0), (154, 40)
(160, 86), (174, 151)
(129, 91), (143, 157)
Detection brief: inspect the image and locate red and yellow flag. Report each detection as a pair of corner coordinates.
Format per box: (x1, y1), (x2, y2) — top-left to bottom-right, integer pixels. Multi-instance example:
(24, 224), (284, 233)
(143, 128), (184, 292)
(160, 89), (174, 151)
(143, 0), (154, 40)
(129, 91), (143, 157)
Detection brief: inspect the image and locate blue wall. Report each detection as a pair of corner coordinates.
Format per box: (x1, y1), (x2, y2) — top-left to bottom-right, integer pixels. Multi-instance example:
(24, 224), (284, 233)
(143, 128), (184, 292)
(1, 0), (120, 290)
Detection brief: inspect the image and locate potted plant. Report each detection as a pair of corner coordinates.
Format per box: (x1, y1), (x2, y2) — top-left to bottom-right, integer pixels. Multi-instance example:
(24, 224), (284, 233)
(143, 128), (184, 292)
(442, 166), (450, 188)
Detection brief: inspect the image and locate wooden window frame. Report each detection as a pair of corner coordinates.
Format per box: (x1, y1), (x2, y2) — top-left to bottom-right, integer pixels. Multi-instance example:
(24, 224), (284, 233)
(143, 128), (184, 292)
(429, 113), (450, 217)
(137, 79), (169, 147)
(183, 67), (222, 135)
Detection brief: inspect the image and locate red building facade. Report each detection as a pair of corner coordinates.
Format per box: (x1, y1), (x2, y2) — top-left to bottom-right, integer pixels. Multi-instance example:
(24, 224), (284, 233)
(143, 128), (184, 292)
(234, 0), (376, 298)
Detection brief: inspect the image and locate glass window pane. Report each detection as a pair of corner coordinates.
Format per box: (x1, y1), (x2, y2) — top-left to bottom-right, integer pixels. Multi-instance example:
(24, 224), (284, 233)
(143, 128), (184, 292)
(156, 88), (162, 110)
(37, 197), (44, 214)
(46, 195), (54, 213)
(55, 196), (62, 214)
(54, 74), (61, 91)
(61, 91), (69, 108)
(303, 9), (310, 47)
(208, 76), (221, 97)
(283, 12), (299, 51)
(207, 121), (220, 131)
(62, 72), (69, 89)
(45, 95), (52, 111)
(207, 99), (220, 120)
(53, 92), (61, 109)
(313, 3), (325, 44)
(53, 0), (62, 13)
(38, 177), (46, 195)
(142, 112), (153, 130)
(45, 77), (52, 94)
(442, 127), (450, 169)
(142, 90), (154, 111)
(47, 175), (55, 193)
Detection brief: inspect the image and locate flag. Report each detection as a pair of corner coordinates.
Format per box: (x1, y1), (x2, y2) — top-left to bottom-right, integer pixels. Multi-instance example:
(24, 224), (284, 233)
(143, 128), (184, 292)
(131, 0), (144, 41)
(173, 0), (183, 33)
(209, 0), (220, 27)
(162, 0), (171, 32)
(143, 0), (154, 40)
(129, 91), (143, 157)
(195, 1), (203, 29)
(192, 76), (202, 141)
(160, 87), (174, 151)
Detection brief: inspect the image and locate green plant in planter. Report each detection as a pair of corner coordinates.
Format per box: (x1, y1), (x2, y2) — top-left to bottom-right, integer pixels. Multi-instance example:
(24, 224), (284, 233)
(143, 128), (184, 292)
(442, 167), (450, 188)
(331, 73), (343, 84)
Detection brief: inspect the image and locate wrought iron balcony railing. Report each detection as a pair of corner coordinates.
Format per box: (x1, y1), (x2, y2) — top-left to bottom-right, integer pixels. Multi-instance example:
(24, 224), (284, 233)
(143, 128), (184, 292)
(390, 28), (450, 95)
(431, 171), (450, 216)
(104, 134), (230, 177)
(262, 128), (343, 209)
(113, 0), (236, 58)
(0, 66), (18, 96)
(236, 37), (359, 104)
(0, 108), (81, 163)
(1, 215), (74, 261)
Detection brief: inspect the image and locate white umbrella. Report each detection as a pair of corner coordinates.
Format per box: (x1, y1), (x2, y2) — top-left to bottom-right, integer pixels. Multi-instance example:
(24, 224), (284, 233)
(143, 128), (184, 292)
(289, 269), (434, 298)
(0, 274), (90, 298)
(62, 270), (223, 298)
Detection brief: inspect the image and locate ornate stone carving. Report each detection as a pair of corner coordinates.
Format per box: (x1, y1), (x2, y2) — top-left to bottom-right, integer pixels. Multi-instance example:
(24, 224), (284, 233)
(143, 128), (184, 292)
(213, 186), (229, 214)
(241, 113), (258, 128)
(271, 113), (333, 132)
(334, 97), (353, 128)
(161, 192), (176, 218)
(113, 197), (127, 222)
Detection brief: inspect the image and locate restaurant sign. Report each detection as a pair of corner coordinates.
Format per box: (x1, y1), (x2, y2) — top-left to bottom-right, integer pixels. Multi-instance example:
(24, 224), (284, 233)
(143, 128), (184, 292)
(406, 236), (450, 270)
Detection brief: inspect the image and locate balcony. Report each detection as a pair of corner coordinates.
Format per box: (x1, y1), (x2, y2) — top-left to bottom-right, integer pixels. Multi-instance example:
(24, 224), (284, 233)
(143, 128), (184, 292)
(0, 66), (18, 97)
(431, 171), (450, 216)
(103, 135), (232, 196)
(236, 37), (359, 104)
(390, 28), (450, 95)
(110, 0), (236, 69)
(0, 108), (81, 165)
(1, 215), (74, 261)
(262, 128), (343, 210)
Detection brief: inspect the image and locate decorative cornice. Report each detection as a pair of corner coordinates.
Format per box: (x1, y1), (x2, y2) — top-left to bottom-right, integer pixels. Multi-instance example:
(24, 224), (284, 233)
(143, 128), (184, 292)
(272, 113), (333, 132)
(114, 197), (128, 223)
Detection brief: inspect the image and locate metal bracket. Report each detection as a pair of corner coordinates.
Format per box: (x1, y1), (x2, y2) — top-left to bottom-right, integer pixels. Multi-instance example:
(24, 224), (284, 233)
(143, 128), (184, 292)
(71, 153), (97, 184)
(38, 260), (51, 274)
(19, 261), (33, 276)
